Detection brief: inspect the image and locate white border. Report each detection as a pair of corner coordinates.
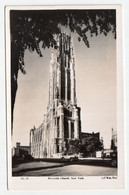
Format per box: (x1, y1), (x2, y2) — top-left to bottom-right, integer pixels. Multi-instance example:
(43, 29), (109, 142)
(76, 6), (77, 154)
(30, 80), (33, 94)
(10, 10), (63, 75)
(1, 0), (129, 194)
(6, 4), (124, 190)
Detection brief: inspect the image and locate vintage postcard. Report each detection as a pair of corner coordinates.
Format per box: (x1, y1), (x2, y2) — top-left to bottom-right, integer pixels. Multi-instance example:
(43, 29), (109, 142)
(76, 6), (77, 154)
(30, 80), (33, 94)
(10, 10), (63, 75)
(6, 5), (124, 190)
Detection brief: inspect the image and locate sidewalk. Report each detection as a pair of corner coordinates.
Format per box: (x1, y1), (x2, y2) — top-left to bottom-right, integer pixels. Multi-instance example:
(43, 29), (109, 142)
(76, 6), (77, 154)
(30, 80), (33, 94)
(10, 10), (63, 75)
(13, 161), (65, 175)
(79, 157), (111, 160)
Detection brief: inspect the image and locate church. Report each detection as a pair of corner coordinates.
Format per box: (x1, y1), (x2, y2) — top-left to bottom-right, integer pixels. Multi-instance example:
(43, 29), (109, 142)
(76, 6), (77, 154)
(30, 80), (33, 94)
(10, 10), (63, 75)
(30, 33), (81, 158)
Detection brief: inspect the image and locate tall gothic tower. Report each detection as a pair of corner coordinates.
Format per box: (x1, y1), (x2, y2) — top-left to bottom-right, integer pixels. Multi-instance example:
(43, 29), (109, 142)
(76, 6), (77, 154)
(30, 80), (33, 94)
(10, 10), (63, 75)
(30, 33), (81, 158)
(49, 33), (76, 105)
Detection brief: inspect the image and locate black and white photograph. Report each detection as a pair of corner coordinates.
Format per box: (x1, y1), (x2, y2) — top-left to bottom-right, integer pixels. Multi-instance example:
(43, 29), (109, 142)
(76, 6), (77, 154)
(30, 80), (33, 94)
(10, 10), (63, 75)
(6, 5), (124, 190)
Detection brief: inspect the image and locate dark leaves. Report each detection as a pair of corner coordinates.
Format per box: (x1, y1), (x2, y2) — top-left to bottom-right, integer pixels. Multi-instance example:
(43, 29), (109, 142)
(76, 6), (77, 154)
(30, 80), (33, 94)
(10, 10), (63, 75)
(78, 37), (81, 42)
(68, 136), (104, 156)
(18, 50), (26, 74)
(10, 9), (116, 74)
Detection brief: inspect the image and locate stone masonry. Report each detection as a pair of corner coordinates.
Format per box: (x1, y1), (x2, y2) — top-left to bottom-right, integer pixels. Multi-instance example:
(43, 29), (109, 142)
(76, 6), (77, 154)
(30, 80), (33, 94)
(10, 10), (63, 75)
(30, 33), (81, 158)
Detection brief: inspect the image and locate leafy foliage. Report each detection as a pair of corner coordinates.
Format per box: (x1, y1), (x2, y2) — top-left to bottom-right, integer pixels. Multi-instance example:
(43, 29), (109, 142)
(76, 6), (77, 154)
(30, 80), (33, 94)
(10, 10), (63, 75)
(68, 137), (103, 156)
(10, 9), (116, 75)
(80, 136), (103, 156)
(67, 139), (81, 154)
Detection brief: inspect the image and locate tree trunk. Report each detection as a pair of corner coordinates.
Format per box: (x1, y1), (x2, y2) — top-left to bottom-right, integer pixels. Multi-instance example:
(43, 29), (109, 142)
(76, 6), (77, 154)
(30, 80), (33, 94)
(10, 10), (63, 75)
(11, 43), (20, 134)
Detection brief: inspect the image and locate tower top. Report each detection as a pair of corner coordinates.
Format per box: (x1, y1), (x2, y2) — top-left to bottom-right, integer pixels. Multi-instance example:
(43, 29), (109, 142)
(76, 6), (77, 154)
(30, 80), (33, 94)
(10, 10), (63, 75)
(48, 33), (77, 105)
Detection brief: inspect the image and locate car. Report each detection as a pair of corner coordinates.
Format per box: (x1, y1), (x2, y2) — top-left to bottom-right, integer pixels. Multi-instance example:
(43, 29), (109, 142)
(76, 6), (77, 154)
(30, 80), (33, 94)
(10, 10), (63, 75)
(61, 154), (79, 162)
(52, 153), (63, 158)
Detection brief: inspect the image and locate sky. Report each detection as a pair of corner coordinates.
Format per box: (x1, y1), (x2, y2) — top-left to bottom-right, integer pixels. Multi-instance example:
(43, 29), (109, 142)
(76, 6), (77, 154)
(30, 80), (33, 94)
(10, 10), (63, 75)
(12, 30), (116, 149)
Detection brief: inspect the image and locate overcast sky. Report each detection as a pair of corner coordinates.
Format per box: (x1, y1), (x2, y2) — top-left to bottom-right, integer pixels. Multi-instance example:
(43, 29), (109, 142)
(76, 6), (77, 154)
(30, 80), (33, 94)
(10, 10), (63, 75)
(12, 30), (116, 149)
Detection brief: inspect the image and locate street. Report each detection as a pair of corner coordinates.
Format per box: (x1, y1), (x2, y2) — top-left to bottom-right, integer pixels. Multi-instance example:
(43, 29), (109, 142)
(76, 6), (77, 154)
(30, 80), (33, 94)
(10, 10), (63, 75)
(19, 164), (117, 176)
(12, 160), (117, 176)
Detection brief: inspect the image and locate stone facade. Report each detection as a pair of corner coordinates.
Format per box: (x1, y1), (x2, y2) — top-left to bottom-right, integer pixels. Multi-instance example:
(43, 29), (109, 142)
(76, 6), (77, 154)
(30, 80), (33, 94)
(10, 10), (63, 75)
(30, 33), (81, 158)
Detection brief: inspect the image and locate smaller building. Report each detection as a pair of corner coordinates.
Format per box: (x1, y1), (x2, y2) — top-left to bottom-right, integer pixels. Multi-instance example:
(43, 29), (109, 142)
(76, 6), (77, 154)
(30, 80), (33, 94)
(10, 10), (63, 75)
(111, 128), (117, 149)
(81, 132), (100, 141)
(102, 149), (114, 158)
(96, 151), (102, 158)
(14, 142), (31, 157)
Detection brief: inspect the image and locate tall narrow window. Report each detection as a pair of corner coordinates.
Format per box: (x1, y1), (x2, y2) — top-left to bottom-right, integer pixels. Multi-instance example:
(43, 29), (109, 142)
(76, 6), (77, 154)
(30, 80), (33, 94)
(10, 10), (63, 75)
(67, 70), (71, 100)
(64, 119), (69, 138)
(57, 145), (59, 153)
(57, 117), (60, 137)
(71, 122), (74, 139)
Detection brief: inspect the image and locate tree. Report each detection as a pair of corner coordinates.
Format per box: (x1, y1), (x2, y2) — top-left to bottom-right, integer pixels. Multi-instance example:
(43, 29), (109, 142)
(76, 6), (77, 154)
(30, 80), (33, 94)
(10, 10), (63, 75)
(67, 139), (81, 154)
(80, 137), (104, 157)
(10, 9), (116, 132)
(68, 137), (103, 157)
